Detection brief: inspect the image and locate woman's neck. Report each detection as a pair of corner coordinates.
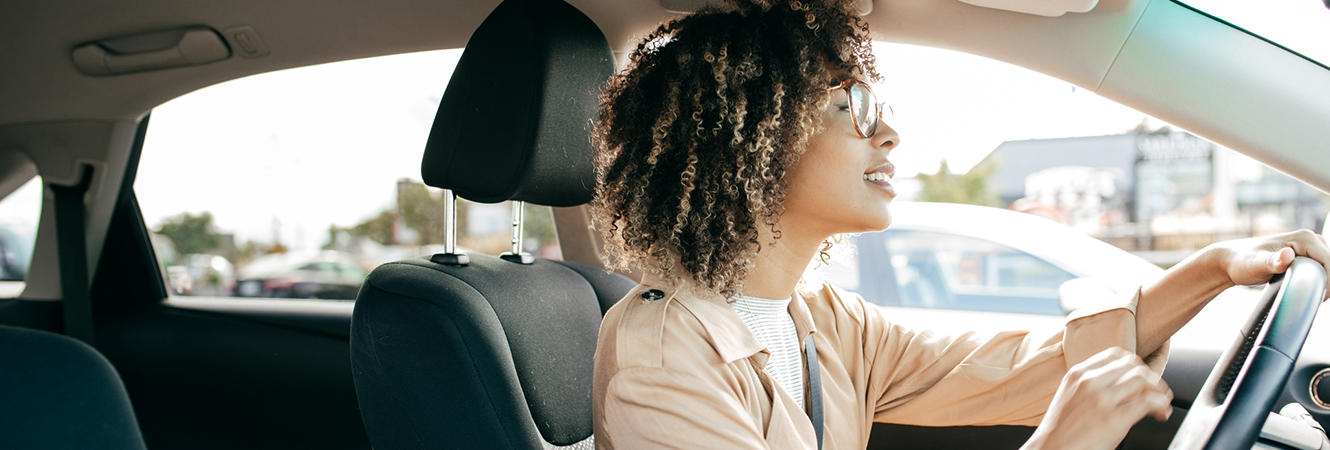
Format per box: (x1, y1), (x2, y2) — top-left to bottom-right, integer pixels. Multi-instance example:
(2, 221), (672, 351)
(741, 222), (827, 300)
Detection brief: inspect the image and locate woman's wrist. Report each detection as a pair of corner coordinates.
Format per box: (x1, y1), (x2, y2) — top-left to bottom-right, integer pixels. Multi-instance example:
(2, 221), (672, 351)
(1197, 244), (1239, 289)
(1135, 243), (1236, 356)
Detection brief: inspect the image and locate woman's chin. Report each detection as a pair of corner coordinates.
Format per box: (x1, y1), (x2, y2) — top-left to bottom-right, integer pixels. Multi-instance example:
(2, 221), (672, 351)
(873, 204), (893, 230)
(850, 209), (892, 233)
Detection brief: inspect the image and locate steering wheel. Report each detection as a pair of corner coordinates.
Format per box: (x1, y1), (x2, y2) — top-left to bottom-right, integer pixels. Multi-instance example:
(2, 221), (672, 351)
(1168, 256), (1327, 450)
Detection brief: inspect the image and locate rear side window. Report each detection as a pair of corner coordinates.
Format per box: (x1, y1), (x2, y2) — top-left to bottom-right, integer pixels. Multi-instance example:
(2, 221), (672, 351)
(137, 49), (560, 300)
(0, 176), (41, 297)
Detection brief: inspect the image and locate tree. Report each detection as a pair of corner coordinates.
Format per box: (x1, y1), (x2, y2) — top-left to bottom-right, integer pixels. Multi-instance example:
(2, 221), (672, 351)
(340, 180), (468, 246)
(396, 181), (454, 245)
(521, 202), (556, 251)
(156, 212), (222, 255)
(916, 160), (1003, 207)
(1128, 117), (1173, 135)
(337, 179), (556, 252)
(349, 210), (396, 245)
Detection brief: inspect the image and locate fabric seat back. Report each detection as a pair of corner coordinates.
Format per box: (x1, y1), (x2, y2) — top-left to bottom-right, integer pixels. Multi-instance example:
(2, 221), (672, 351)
(349, 0), (631, 449)
(0, 325), (148, 450)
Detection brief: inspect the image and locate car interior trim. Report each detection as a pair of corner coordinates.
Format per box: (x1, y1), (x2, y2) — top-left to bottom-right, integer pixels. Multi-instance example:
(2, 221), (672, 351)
(4, 120), (141, 301)
(1310, 368), (1330, 410)
(163, 297), (356, 339)
(1097, 0), (1330, 194)
(51, 164), (96, 345)
(71, 26), (233, 76)
(0, 150), (38, 201)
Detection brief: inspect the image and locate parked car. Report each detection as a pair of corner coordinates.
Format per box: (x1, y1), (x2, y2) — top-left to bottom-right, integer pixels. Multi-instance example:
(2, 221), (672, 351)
(233, 251), (367, 300)
(172, 253), (237, 296)
(826, 201), (1164, 316)
(0, 225), (33, 282)
(828, 201), (1261, 374)
(3, 1), (1330, 450)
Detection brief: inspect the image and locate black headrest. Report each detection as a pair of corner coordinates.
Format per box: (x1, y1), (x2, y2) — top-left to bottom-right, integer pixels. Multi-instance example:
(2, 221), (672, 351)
(421, 0), (614, 207)
(0, 326), (147, 450)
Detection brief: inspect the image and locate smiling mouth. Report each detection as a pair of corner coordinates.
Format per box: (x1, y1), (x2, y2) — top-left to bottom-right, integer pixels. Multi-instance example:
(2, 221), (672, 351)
(863, 171), (897, 197)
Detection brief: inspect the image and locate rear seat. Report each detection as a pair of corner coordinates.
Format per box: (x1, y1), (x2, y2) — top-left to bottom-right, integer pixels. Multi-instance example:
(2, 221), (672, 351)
(0, 325), (147, 450)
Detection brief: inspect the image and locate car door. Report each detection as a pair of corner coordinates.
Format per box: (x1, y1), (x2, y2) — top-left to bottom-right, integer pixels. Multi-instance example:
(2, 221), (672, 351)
(85, 49), (459, 450)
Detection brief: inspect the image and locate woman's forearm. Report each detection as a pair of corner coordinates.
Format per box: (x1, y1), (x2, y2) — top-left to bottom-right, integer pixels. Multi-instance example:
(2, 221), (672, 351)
(1135, 246), (1234, 357)
(1029, 231), (1328, 449)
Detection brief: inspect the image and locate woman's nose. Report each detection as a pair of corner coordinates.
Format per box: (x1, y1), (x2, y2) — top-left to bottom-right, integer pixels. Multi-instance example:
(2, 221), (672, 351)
(872, 119), (900, 151)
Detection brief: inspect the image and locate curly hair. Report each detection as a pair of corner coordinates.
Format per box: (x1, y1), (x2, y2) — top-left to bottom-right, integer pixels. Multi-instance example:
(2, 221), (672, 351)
(591, 0), (879, 298)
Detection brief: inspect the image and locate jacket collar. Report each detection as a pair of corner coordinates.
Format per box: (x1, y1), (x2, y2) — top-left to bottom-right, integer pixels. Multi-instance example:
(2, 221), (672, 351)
(638, 272), (818, 365)
(787, 287), (818, 342)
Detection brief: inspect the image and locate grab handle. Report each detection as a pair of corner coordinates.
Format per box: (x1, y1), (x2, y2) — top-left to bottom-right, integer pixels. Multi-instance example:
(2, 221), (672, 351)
(72, 27), (230, 76)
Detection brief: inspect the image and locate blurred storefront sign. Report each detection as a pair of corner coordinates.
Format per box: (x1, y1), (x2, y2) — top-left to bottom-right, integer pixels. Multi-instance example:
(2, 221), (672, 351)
(981, 131), (1326, 265)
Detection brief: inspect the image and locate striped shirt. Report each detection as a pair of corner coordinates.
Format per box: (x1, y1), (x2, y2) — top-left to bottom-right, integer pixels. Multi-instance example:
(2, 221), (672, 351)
(730, 294), (804, 409)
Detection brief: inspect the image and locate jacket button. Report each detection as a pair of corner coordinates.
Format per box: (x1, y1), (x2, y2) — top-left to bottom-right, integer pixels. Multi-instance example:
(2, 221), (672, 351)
(640, 289), (664, 301)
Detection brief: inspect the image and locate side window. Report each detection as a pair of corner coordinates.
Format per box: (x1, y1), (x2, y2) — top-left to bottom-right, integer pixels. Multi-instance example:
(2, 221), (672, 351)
(844, 230), (1074, 316)
(854, 41), (1326, 318)
(137, 49), (560, 300)
(0, 176), (41, 297)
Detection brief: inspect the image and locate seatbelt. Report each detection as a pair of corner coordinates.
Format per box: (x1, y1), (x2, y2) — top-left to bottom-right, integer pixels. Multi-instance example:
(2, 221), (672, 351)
(50, 167), (96, 346)
(805, 335), (823, 450)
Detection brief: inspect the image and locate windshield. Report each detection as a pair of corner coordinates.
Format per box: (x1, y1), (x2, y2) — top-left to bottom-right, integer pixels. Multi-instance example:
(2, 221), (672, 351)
(1177, 0), (1330, 67)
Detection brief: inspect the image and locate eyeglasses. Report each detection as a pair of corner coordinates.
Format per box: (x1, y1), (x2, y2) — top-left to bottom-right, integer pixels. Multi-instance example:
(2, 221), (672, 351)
(828, 78), (894, 139)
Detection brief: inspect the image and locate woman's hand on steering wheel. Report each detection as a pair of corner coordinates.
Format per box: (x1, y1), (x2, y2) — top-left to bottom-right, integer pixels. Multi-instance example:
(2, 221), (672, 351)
(1208, 229), (1330, 294)
(1023, 347), (1173, 450)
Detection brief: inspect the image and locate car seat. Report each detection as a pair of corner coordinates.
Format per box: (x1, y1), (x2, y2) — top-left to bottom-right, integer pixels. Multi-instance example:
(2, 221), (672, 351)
(0, 325), (148, 450)
(348, 0), (632, 449)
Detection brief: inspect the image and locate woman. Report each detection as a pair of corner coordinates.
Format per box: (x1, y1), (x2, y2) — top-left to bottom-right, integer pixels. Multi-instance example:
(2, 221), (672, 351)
(589, 1), (1330, 449)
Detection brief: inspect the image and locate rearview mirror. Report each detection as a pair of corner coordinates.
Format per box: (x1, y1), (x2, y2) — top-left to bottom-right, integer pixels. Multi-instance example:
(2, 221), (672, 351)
(1058, 277), (1116, 314)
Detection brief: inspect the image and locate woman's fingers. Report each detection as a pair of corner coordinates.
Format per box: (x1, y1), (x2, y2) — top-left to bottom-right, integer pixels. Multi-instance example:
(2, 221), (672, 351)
(1283, 229), (1330, 297)
(1273, 247), (1295, 273)
(1031, 348), (1172, 450)
(1122, 388), (1173, 422)
(1319, 233), (1330, 296)
(1219, 230), (1330, 293)
(1117, 365), (1172, 422)
(1087, 357), (1171, 413)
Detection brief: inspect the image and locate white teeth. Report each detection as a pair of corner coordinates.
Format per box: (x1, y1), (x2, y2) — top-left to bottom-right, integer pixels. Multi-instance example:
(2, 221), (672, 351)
(863, 172), (888, 182)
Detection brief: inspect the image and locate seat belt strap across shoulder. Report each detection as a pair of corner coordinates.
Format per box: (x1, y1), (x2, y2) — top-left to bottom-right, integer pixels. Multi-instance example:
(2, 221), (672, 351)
(50, 167), (95, 346)
(805, 334), (824, 450)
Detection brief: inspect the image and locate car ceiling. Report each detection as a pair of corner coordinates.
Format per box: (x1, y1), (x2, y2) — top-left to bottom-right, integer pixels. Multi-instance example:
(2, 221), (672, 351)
(3, 0), (1329, 188)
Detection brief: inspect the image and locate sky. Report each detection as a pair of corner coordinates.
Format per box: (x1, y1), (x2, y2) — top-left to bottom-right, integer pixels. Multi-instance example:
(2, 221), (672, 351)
(6, 0), (1315, 253)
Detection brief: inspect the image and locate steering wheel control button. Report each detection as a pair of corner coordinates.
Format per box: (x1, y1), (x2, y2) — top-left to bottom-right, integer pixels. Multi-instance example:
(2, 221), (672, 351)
(640, 289), (665, 303)
(1311, 368), (1330, 409)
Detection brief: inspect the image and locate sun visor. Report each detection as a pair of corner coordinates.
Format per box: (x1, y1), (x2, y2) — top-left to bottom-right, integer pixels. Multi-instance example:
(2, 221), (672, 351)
(420, 0), (614, 206)
(957, 0), (1098, 17)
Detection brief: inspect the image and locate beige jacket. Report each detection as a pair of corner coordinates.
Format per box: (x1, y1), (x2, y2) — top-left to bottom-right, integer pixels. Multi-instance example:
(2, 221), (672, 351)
(592, 274), (1168, 450)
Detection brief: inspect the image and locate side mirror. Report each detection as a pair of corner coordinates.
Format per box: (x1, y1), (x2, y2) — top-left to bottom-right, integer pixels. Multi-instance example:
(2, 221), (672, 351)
(1059, 277), (1116, 314)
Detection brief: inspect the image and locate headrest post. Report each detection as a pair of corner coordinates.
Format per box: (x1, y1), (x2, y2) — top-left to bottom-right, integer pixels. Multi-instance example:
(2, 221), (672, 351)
(430, 189), (470, 266)
(445, 189), (460, 253)
(510, 201), (524, 255)
(500, 200), (535, 264)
